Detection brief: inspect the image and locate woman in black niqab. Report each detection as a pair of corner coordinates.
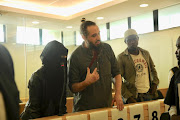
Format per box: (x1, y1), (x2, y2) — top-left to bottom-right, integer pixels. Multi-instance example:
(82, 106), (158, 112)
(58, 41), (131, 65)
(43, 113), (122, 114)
(21, 40), (68, 120)
(0, 44), (19, 120)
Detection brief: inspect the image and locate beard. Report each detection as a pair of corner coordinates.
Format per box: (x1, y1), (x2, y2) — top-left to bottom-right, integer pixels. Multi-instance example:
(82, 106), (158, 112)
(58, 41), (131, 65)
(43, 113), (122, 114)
(88, 40), (102, 52)
(128, 46), (137, 51)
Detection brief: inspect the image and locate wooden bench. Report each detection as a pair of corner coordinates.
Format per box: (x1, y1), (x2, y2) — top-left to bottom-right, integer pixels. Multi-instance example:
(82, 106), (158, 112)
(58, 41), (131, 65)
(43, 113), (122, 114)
(158, 88), (168, 98)
(19, 88), (168, 116)
(19, 103), (26, 115)
(19, 97), (74, 114)
(20, 98), (29, 103)
(32, 99), (166, 120)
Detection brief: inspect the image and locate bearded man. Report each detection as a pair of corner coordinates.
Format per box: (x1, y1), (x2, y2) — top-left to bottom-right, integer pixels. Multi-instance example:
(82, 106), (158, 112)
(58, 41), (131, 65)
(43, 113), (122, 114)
(69, 21), (124, 112)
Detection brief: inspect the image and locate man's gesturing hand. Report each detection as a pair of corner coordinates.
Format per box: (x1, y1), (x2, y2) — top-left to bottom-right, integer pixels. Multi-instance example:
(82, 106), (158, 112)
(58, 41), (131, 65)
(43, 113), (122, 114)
(85, 67), (99, 86)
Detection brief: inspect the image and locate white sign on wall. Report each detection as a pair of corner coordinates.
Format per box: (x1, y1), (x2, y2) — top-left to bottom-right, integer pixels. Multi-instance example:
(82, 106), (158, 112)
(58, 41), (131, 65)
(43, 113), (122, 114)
(111, 107), (128, 120)
(129, 104), (144, 120)
(90, 110), (108, 120)
(148, 101), (161, 120)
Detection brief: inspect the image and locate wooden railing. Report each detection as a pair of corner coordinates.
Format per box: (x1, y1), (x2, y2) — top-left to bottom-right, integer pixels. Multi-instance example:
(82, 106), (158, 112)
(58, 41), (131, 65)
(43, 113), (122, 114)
(31, 99), (166, 120)
(19, 88), (168, 119)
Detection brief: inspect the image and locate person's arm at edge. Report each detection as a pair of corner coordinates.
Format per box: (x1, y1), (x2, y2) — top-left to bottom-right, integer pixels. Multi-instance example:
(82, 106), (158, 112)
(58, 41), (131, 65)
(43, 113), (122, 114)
(114, 74), (124, 111)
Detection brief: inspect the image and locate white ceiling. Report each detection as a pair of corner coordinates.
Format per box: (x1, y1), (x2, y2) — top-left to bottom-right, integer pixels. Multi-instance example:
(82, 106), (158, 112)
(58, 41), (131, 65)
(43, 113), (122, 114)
(0, 0), (180, 31)
(0, 0), (127, 19)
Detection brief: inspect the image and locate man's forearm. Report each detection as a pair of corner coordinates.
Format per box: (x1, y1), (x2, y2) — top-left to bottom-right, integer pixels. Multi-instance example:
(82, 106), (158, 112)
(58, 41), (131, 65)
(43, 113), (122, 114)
(114, 74), (122, 95)
(71, 81), (89, 93)
(114, 74), (124, 111)
(71, 68), (100, 93)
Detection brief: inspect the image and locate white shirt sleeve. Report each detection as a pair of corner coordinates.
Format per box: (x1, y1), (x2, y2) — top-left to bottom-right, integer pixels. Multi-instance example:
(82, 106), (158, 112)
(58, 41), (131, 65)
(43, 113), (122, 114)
(169, 105), (177, 117)
(0, 91), (7, 120)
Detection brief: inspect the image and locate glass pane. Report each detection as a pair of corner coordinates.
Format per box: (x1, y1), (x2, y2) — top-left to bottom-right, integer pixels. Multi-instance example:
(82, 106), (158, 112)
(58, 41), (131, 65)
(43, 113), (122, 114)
(76, 31), (84, 45)
(159, 3), (180, 30)
(63, 31), (75, 46)
(0, 24), (4, 42)
(16, 26), (40, 45)
(131, 12), (154, 34)
(42, 29), (62, 45)
(110, 18), (128, 39)
(99, 24), (107, 41)
(1, 17), (28, 101)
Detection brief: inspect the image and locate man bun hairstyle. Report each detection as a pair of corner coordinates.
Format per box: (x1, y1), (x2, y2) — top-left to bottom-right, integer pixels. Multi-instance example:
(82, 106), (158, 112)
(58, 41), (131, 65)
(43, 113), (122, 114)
(80, 20), (96, 38)
(81, 18), (86, 23)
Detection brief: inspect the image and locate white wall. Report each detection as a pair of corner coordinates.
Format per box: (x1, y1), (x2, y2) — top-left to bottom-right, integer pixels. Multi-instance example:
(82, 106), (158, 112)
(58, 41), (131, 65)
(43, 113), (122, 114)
(106, 27), (180, 89)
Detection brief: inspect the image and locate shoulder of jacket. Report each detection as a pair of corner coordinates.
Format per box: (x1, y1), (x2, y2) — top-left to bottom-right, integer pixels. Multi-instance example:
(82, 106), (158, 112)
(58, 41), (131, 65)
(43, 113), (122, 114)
(103, 42), (110, 47)
(171, 66), (179, 74)
(117, 52), (124, 58)
(71, 46), (82, 57)
(29, 67), (43, 83)
(139, 47), (149, 54)
(117, 48), (128, 58)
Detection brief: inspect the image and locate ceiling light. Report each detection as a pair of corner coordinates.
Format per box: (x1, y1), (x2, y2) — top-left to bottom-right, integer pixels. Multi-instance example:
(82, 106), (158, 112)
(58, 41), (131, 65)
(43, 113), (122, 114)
(140, 4), (148, 7)
(66, 26), (72, 28)
(32, 21), (39, 24)
(97, 17), (104, 20)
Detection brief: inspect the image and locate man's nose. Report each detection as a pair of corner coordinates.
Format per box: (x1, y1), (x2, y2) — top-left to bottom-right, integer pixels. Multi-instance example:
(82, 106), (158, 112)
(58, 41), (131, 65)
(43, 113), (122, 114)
(97, 34), (100, 40)
(130, 40), (136, 44)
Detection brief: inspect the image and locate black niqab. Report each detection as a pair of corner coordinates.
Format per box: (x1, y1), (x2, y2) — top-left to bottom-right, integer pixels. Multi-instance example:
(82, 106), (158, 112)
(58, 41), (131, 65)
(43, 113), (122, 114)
(40, 40), (68, 100)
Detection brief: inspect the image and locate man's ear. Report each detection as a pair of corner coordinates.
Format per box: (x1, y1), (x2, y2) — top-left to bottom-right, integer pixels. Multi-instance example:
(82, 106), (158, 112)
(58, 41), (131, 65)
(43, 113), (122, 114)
(82, 35), (86, 41)
(124, 39), (127, 44)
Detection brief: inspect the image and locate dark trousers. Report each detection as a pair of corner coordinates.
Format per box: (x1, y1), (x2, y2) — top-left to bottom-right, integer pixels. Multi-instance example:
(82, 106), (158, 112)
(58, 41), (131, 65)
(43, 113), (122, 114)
(137, 93), (152, 102)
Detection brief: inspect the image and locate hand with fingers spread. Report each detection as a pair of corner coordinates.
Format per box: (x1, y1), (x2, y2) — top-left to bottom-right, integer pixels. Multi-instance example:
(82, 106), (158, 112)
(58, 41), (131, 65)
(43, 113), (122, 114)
(112, 94), (124, 111)
(84, 67), (99, 86)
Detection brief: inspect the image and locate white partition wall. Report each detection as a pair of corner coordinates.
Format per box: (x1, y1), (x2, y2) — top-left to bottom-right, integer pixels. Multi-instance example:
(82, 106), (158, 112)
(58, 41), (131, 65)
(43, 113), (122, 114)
(111, 107), (128, 120)
(129, 104), (144, 120)
(90, 110), (108, 120)
(66, 114), (87, 120)
(148, 101), (161, 120)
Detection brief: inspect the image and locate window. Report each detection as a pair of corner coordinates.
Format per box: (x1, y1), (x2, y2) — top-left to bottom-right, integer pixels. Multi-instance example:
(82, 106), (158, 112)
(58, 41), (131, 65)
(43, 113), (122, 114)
(16, 26), (40, 45)
(0, 24), (5, 42)
(131, 12), (154, 34)
(63, 31), (75, 46)
(159, 4), (180, 30)
(99, 24), (107, 41)
(76, 31), (84, 46)
(110, 18), (128, 39)
(42, 29), (62, 45)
